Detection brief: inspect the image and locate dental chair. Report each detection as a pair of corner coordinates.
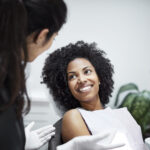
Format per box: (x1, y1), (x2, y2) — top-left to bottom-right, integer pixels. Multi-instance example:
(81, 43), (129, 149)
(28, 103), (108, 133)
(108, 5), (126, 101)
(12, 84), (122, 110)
(48, 119), (63, 150)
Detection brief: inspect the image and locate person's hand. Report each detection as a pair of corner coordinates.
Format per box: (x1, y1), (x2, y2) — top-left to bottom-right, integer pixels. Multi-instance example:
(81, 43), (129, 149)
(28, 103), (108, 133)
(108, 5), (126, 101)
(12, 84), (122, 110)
(57, 132), (125, 150)
(25, 121), (55, 150)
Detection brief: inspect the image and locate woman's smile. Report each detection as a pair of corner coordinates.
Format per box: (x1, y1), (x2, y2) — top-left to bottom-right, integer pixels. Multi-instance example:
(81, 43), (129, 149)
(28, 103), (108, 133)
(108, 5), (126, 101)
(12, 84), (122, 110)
(76, 84), (93, 93)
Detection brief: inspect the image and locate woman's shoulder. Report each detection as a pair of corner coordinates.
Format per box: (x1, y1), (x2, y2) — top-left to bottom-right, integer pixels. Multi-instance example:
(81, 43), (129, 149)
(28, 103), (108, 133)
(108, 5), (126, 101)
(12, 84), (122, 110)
(62, 108), (90, 142)
(63, 109), (80, 118)
(62, 109), (83, 131)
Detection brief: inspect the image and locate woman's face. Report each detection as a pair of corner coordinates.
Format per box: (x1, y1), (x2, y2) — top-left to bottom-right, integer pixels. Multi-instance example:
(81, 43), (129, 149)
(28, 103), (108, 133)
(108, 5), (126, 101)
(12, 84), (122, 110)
(67, 58), (100, 103)
(26, 31), (57, 62)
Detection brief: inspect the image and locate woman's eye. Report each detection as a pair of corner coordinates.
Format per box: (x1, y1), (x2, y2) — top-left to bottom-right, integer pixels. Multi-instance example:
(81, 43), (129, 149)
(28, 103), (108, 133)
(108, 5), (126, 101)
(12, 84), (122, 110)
(68, 74), (76, 80)
(84, 69), (92, 75)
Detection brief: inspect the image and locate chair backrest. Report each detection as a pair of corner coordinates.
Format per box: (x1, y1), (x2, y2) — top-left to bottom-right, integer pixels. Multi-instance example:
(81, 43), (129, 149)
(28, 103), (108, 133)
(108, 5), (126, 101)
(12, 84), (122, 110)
(48, 119), (63, 150)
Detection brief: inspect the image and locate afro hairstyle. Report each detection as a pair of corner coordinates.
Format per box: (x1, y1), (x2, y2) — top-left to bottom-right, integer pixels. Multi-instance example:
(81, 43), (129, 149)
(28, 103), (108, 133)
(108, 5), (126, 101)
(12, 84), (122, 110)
(42, 41), (114, 111)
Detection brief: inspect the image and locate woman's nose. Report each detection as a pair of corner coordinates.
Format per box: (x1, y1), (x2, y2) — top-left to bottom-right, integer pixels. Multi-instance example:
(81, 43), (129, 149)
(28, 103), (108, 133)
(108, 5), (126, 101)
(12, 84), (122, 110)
(77, 74), (86, 83)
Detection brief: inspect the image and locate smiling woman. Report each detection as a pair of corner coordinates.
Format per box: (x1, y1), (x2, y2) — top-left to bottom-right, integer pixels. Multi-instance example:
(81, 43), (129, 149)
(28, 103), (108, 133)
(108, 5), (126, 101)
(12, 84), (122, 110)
(42, 41), (145, 149)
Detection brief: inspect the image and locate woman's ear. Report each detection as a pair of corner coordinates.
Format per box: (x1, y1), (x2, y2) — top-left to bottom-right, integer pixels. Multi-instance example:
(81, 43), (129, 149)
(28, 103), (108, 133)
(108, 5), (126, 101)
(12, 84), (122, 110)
(36, 28), (49, 45)
(98, 77), (100, 85)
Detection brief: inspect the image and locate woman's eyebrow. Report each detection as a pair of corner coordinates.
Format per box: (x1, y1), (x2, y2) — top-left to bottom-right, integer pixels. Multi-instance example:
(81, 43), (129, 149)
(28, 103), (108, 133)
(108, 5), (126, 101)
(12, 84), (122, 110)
(67, 71), (75, 74)
(68, 66), (92, 74)
(82, 66), (91, 70)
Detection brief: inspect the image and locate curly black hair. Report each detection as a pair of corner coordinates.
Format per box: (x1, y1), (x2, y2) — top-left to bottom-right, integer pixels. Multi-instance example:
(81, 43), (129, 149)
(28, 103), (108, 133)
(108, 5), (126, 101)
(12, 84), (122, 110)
(42, 41), (114, 111)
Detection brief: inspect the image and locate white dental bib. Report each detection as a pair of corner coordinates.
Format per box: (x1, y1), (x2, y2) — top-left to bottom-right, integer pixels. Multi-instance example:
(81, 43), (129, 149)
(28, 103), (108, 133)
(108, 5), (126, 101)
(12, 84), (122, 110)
(77, 107), (145, 150)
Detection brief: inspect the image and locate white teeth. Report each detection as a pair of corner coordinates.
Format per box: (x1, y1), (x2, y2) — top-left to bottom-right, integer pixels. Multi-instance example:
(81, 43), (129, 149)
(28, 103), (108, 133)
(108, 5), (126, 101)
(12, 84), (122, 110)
(79, 86), (92, 92)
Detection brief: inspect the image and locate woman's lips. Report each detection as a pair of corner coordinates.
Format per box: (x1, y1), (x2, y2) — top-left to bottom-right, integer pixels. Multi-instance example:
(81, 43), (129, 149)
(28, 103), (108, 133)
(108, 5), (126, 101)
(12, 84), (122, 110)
(77, 85), (93, 93)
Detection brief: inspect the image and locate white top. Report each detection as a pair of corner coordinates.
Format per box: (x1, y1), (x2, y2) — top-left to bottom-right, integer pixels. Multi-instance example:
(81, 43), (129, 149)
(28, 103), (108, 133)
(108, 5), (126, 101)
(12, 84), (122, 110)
(77, 107), (145, 150)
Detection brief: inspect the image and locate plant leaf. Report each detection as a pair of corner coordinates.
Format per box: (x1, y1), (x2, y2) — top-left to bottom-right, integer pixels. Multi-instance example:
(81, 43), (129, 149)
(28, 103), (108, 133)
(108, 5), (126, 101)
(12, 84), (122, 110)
(130, 93), (150, 121)
(114, 83), (139, 106)
(119, 93), (137, 110)
(142, 90), (150, 100)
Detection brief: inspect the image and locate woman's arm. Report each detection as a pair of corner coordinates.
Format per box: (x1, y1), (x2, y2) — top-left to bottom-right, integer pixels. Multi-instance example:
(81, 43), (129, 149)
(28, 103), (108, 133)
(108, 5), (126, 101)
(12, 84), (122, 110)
(62, 109), (90, 142)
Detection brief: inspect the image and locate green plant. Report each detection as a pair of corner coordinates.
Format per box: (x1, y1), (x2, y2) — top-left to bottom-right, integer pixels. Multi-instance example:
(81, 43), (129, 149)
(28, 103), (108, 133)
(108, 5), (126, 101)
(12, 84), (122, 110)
(114, 83), (150, 139)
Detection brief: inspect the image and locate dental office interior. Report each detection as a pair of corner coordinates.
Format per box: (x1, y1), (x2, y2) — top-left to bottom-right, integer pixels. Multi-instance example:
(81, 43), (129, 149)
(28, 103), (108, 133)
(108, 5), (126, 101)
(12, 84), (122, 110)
(24, 0), (150, 149)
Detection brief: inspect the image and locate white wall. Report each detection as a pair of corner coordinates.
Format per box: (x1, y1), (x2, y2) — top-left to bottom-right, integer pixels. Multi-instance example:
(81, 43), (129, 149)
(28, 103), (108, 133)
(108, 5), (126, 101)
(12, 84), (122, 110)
(25, 0), (150, 126)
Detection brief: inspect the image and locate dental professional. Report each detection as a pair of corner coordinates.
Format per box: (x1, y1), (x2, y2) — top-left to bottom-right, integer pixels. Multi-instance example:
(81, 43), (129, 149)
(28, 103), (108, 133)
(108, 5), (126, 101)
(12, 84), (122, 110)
(0, 0), (66, 149)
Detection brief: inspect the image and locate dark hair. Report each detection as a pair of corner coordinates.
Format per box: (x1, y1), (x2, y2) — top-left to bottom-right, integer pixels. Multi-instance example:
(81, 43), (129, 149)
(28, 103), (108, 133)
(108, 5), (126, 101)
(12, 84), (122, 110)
(0, 0), (30, 118)
(24, 0), (67, 42)
(42, 41), (114, 111)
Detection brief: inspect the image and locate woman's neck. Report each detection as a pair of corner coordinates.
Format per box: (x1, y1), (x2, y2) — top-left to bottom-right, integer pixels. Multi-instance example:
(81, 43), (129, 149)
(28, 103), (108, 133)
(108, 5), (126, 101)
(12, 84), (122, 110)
(80, 95), (103, 111)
